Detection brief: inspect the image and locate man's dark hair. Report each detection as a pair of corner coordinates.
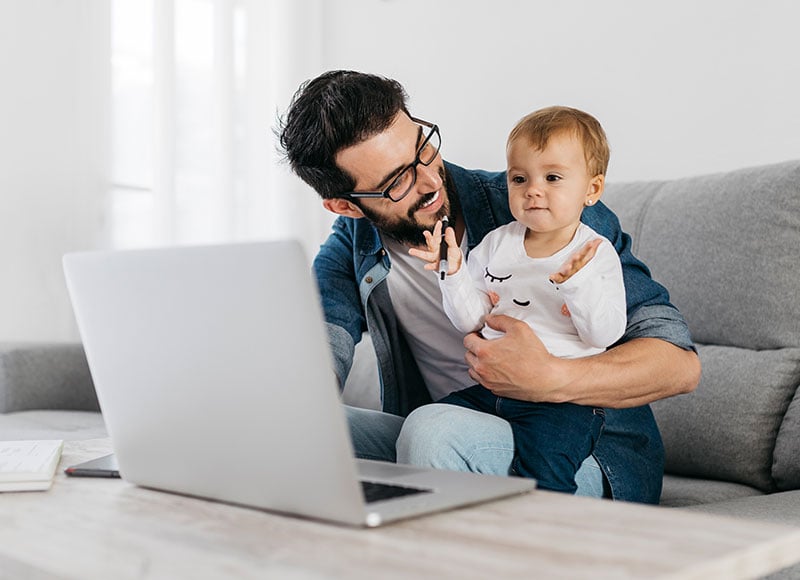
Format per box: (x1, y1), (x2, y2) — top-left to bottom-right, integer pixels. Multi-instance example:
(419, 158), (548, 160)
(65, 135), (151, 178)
(278, 70), (410, 199)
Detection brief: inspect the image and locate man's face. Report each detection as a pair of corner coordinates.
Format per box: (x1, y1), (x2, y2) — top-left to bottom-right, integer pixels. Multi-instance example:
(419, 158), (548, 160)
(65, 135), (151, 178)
(335, 112), (451, 246)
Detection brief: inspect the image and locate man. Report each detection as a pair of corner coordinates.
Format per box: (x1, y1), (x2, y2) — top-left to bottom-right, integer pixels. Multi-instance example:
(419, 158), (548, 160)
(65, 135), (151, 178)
(278, 70), (700, 503)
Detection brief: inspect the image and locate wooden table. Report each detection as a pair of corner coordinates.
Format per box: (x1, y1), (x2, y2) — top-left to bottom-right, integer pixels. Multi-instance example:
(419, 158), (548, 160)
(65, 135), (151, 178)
(1, 439), (799, 579)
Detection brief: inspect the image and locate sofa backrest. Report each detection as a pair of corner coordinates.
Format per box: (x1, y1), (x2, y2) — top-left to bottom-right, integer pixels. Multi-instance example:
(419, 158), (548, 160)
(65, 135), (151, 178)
(0, 343), (99, 413)
(603, 160), (800, 492)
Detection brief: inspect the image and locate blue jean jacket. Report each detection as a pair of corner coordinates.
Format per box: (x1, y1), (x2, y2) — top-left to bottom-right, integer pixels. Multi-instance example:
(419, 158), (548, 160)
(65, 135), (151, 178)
(313, 161), (695, 504)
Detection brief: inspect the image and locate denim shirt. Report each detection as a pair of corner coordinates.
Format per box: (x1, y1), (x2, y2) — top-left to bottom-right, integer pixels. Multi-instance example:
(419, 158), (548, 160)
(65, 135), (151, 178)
(313, 161), (695, 504)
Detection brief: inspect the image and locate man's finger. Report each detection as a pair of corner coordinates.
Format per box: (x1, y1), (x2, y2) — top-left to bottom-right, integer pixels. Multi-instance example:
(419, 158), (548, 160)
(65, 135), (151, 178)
(484, 313), (523, 334)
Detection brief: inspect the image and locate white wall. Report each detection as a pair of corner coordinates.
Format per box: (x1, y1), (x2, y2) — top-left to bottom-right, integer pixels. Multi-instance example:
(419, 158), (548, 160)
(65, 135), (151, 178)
(0, 1), (109, 341)
(2, 1), (798, 342)
(318, 0), (800, 181)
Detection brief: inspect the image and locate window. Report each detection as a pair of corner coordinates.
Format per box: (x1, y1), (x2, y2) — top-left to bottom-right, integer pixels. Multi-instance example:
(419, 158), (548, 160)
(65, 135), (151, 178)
(110, 0), (329, 253)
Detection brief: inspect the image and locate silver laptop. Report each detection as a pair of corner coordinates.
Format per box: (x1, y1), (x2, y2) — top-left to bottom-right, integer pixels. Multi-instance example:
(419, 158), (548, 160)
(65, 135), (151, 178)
(63, 240), (535, 527)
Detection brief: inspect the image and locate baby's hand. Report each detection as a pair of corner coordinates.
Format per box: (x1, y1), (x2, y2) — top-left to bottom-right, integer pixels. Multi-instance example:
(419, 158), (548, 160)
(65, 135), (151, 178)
(408, 219), (462, 276)
(549, 238), (602, 284)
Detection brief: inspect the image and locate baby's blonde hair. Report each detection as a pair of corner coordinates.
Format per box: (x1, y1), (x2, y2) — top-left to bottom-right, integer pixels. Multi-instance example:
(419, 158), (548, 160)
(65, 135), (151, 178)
(508, 106), (610, 176)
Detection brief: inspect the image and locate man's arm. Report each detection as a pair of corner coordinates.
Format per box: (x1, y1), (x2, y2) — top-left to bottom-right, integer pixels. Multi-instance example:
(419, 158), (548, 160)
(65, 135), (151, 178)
(313, 217), (365, 387)
(463, 313), (701, 408)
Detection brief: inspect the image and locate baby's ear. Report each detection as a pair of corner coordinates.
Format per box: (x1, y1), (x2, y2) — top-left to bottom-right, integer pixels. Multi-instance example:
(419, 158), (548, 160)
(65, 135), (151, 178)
(586, 174), (605, 205)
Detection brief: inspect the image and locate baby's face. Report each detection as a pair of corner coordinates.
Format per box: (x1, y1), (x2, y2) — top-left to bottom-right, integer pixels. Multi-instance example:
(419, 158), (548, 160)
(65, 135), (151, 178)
(506, 131), (603, 237)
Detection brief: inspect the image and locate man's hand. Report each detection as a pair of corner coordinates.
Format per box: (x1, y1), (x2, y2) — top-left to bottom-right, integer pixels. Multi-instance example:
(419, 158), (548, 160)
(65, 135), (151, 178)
(464, 314), (702, 408)
(463, 314), (568, 402)
(549, 238), (602, 285)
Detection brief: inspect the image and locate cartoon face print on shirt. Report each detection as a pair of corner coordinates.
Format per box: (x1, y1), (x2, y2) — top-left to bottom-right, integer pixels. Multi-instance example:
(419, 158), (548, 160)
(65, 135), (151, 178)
(483, 267), (532, 308)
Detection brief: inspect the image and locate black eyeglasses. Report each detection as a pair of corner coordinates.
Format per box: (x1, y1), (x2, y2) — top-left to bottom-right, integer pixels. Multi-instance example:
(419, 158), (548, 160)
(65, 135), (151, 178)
(343, 117), (441, 203)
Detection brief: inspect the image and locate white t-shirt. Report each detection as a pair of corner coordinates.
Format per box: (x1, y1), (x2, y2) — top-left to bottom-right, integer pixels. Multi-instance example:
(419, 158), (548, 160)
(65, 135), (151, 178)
(440, 221), (626, 359)
(383, 235), (474, 401)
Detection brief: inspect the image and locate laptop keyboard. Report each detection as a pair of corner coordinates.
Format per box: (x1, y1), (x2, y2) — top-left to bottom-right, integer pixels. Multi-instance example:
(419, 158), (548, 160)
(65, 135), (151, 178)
(360, 480), (431, 503)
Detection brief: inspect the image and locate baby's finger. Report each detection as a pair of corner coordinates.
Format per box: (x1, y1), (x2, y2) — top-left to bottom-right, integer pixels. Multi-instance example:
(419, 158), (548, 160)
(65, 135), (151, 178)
(408, 247), (436, 262)
(421, 230), (439, 253)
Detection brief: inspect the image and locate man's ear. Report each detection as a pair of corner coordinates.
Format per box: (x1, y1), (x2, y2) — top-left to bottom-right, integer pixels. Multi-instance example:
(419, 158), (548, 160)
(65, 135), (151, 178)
(322, 198), (366, 219)
(586, 174), (605, 206)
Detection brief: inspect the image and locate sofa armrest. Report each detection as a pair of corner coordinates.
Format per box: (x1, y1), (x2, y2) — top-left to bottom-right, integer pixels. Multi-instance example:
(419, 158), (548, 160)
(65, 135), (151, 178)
(0, 343), (99, 413)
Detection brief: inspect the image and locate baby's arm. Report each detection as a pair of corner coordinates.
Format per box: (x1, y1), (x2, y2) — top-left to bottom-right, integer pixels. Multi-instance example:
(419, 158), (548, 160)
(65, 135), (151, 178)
(408, 220), (493, 333)
(552, 239), (627, 349)
(439, 262), (495, 333)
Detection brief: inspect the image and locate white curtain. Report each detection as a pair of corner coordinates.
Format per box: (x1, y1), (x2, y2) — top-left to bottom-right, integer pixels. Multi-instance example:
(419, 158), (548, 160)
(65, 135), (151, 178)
(111, 0), (332, 261)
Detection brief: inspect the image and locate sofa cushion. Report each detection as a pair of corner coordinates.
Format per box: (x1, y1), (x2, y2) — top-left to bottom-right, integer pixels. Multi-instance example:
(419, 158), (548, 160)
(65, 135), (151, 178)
(651, 344), (800, 492)
(603, 160), (800, 351)
(680, 489), (800, 527)
(660, 474), (762, 507)
(773, 390), (800, 490)
(0, 410), (106, 441)
(342, 332), (381, 410)
(0, 343), (99, 413)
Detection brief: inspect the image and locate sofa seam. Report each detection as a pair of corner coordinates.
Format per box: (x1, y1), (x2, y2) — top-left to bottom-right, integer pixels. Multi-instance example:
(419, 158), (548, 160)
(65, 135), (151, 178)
(769, 351), (800, 491)
(630, 182), (664, 253)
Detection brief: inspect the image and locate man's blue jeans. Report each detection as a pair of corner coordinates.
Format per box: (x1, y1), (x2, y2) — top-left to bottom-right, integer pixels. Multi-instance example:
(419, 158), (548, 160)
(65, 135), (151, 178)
(438, 385), (605, 493)
(345, 404), (606, 498)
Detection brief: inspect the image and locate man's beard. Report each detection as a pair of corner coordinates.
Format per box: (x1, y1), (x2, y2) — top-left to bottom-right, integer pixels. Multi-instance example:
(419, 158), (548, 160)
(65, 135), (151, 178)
(356, 166), (457, 247)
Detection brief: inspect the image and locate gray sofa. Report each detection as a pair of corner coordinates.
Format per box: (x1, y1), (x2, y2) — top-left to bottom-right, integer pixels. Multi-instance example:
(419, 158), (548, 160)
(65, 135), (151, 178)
(603, 160), (800, 579)
(2, 160), (799, 576)
(0, 343), (105, 440)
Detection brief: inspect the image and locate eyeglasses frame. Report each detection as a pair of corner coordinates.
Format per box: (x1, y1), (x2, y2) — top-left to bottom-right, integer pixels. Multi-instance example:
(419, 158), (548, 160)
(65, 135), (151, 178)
(341, 117), (441, 203)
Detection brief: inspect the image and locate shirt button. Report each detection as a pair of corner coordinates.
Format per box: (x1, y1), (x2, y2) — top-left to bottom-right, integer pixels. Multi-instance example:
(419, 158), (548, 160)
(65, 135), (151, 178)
(365, 276), (373, 284)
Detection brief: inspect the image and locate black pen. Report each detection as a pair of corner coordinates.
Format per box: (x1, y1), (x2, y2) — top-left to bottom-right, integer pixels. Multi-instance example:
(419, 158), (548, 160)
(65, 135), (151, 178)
(438, 216), (449, 280)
